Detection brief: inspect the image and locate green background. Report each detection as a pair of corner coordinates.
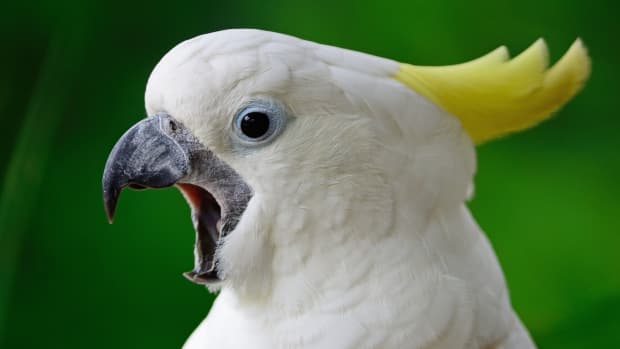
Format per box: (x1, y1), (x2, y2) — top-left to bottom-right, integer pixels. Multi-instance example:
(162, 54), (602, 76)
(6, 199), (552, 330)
(1, 0), (618, 347)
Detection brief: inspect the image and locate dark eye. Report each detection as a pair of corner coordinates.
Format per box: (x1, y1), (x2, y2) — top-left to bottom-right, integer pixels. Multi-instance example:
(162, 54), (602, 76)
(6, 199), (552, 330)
(240, 112), (270, 138)
(233, 100), (287, 146)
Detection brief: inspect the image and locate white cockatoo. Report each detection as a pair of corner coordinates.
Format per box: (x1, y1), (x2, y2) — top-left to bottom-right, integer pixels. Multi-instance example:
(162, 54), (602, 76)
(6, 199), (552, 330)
(102, 29), (589, 349)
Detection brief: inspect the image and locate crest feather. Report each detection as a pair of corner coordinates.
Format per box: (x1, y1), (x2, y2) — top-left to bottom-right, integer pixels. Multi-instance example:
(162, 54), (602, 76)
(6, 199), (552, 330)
(394, 39), (590, 143)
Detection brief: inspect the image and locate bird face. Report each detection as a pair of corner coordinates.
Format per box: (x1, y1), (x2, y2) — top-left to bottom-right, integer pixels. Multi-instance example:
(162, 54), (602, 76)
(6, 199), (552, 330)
(102, 30), (394, 292)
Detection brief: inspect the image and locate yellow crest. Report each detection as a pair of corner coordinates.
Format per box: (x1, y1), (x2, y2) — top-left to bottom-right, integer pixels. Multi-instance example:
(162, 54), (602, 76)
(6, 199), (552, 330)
(394, 39), (590, 143)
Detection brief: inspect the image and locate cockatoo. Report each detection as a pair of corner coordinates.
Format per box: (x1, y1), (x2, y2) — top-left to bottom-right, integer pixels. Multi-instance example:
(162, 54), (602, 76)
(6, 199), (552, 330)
(102, 29), (589, 349)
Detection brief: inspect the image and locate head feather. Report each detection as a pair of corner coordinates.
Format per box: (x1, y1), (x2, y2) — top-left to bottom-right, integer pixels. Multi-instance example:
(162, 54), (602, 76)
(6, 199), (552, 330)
(393, 39), (590, 143)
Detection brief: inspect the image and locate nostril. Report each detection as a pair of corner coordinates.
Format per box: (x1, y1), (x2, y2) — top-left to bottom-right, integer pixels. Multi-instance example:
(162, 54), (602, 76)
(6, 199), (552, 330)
(169, 120), (177, 131)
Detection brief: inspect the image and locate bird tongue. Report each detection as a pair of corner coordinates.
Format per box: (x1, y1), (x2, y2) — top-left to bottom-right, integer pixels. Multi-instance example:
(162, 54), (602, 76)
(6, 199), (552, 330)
(177, 183), (222, 284)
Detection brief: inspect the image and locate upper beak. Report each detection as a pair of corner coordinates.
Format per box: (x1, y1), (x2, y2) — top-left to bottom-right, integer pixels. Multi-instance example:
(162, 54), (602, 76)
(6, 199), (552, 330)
(102, 114), (189, 223)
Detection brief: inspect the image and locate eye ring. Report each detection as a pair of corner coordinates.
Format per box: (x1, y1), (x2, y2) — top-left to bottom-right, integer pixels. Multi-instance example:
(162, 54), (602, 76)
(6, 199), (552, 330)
(232, 100), (287, 146)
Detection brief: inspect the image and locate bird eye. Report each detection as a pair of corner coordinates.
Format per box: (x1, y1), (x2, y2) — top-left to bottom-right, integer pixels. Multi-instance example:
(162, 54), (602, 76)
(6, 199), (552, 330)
(233, 100), (287, 145)
(240, 112), (270, 139)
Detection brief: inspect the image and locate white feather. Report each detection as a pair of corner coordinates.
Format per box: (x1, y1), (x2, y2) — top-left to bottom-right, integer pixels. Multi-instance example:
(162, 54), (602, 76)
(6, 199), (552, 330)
(145, 29), (535, 349)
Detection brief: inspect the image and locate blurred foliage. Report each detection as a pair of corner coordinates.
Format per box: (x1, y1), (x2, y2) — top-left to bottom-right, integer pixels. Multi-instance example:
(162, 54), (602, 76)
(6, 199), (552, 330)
(0, 0), (618, 347)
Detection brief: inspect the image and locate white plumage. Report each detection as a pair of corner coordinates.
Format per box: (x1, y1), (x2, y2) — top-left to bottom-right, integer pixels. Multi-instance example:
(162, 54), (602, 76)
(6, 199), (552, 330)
(142, 29), (588, 348)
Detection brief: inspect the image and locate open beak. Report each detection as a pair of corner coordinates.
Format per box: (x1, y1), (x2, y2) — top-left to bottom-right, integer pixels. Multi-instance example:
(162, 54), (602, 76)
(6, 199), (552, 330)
(102, 113), (252, 284)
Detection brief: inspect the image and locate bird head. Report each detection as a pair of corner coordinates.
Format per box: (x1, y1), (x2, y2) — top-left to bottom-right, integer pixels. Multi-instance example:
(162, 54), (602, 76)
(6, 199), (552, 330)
(102, 29), (589, 297)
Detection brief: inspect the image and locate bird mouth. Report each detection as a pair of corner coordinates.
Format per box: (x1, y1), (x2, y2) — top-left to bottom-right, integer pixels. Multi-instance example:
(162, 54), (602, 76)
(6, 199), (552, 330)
(177, 183), (223, 285)
(102, 113), (253, 286)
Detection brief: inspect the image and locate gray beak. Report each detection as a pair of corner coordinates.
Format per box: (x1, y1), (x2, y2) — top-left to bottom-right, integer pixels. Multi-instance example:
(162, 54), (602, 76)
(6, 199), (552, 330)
(102, 113), (253, 285)
(102, 114), (189, 223)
